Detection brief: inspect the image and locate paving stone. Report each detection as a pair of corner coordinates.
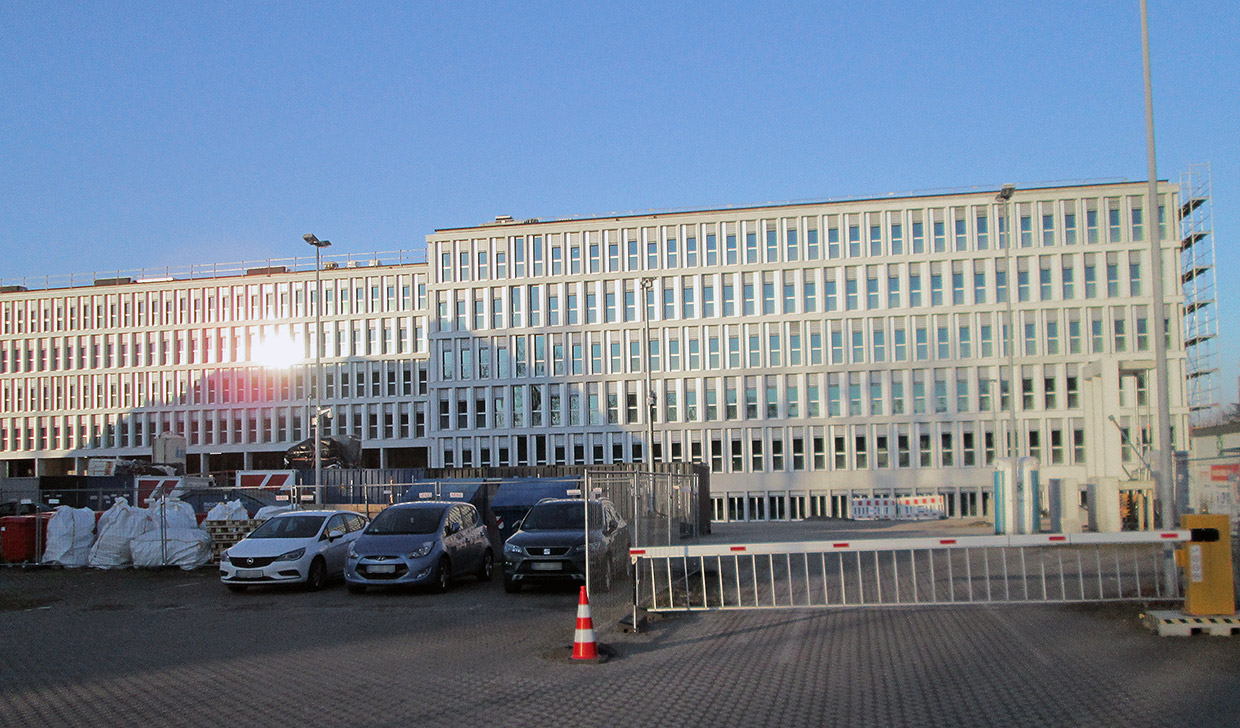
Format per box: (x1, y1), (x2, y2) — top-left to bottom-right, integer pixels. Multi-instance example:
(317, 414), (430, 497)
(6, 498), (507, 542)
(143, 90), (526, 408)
(1, 567), (1239, 727)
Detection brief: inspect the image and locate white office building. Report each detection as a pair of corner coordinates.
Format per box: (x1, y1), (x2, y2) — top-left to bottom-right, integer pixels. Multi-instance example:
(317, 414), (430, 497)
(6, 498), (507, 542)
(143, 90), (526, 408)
(0, 254), (435, 475)
(0, 180), (1202, 522)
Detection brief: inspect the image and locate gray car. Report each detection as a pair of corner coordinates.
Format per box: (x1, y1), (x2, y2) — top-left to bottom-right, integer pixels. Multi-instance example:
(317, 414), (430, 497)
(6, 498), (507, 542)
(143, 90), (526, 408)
(502, 498), (629, 593)
(345, 501), (493, 593)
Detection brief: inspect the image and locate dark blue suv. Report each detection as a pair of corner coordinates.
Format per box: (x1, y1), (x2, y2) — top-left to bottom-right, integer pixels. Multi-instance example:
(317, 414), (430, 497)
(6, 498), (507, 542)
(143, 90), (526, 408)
(502, 498), (629, 593)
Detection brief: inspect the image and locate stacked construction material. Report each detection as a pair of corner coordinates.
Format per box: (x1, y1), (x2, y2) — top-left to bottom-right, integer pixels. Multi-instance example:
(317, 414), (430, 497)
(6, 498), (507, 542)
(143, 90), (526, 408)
(203, 499), (258, 564)
(205, 520), (259, 564)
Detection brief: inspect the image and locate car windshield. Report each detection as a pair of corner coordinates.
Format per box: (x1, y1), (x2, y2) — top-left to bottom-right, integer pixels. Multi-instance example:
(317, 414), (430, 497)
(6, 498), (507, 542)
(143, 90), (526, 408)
(521, 502), (603, 531)
(248, 515), (325, 539)
(366, 506), (445, 535)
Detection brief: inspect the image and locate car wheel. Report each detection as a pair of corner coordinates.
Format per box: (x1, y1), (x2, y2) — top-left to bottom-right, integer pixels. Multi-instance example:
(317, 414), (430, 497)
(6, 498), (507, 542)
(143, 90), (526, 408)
(477, 550), (494, 582)
(503, 575), (521, 594)
(226, 584), (248, 594)
(435, 557), (451, 593)
(305, 557), (327, 591)
(347, 583), (366, 595)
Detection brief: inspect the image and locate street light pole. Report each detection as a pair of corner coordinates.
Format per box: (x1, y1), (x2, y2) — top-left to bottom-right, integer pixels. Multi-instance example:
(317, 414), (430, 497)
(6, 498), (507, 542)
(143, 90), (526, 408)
(640, 277), (655, 470)
(304, 234), (331, 508)
(639, 276), (656, 550)
(996, 184), (1019, 461)
(1140, 1), (1177, 593)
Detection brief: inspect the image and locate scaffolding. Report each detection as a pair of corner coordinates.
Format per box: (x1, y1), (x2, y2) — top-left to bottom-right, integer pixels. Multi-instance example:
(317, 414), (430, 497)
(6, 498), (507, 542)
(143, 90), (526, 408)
(1179, 162), (1220, 426)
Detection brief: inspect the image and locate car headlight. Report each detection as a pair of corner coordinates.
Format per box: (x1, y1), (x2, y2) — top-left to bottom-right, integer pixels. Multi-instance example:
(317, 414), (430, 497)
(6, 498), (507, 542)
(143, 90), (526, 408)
(274, 548), (306, 562)
(504, 543), (524, 556)
(220, 551), (231, 564)
(406, 542), (434, 559)
(347, 543), (358, 559)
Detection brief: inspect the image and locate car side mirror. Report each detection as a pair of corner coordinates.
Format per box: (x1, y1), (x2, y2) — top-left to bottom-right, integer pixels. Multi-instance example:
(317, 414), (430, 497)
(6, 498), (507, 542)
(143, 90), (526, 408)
(446, 522), (461, 536)
(326, 529), (345, 541)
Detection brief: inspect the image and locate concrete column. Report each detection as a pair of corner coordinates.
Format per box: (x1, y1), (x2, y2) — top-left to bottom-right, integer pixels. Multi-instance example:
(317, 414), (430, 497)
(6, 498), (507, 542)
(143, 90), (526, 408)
(1082, 359), (1124, 481)
(1048, 478), (1083, 533)
(1087, 477), (1123, 532)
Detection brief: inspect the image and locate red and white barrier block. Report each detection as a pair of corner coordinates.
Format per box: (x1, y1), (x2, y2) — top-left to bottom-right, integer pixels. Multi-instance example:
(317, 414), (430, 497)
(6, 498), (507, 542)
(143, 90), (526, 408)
(850, 495), (946, 521)
(850, 498), (898, 520)
(896, 496), (946, 520)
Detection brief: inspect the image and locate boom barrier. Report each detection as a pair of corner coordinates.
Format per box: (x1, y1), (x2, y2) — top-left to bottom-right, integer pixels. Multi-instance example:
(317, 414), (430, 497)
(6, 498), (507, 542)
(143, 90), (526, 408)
(630, 531), (1188, 614)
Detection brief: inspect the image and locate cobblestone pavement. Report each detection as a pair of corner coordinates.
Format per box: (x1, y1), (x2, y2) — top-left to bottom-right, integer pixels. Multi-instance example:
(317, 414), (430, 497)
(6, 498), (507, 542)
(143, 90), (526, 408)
(3, 519), (1239, 728)
(2, 565), (1239, 728)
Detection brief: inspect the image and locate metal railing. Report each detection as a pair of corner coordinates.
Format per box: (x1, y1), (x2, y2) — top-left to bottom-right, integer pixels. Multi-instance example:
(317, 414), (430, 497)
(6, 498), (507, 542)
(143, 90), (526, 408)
(1, 248), (428, 291)
(630, 531), (1187, 613)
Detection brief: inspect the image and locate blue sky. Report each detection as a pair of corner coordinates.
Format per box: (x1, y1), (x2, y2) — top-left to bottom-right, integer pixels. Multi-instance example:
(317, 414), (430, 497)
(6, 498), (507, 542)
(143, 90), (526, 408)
(2, 1), (1237, 403)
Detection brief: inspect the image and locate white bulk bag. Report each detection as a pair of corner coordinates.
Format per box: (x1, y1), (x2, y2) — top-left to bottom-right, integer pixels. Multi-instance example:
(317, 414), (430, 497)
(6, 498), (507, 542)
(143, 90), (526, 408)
(204, 499), (250, 522)
(140, 497), (199, 533)
(43, 506), (97, 567)
(130, 528), (212, 570)
(89, 498), (143, 569)
(130, 497), (211, 569)
(254, 505), (294, 522)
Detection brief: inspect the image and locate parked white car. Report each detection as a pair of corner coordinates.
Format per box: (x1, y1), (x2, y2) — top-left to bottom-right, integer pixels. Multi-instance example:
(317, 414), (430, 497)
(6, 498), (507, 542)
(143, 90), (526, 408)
(220, 510), (367, 592)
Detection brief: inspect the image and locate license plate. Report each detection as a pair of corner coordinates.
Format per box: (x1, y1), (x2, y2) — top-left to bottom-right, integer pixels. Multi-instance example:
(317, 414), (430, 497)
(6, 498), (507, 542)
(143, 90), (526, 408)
(237, 569), (264, 579)
(367, 564), (396, 574)
(531, 562), (562, 571)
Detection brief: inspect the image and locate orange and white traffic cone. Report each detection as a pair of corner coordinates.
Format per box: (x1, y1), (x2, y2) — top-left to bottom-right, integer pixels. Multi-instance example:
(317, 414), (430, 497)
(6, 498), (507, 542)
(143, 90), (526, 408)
(571, 585), (599, 660)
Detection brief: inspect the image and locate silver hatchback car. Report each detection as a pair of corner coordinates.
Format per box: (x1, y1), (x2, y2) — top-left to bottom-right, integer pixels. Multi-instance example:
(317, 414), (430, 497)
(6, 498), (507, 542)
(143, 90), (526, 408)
(220, 510), (367, 592)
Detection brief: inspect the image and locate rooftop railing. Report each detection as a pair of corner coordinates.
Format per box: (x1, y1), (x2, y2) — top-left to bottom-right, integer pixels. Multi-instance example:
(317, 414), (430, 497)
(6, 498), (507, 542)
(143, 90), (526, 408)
(2, 248), (428, 292)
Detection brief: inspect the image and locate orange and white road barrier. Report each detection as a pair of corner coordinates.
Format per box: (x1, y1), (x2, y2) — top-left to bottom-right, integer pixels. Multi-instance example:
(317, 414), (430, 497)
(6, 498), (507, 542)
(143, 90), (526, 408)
(571, 586), (599, 660)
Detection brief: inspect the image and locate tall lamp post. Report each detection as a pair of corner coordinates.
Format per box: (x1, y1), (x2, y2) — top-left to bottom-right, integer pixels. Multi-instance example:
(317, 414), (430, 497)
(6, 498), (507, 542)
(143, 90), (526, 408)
(304, 234), (331, 507)
(1140, 0), (1176, 591)
(996, 184), (1019, 461)
(640, 277), (655, 469)
(639, 276), (656, 551)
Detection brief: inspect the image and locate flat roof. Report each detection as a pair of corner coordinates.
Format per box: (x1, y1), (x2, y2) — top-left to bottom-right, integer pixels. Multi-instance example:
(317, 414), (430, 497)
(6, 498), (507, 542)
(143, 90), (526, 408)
(432, 178), (1165, 234)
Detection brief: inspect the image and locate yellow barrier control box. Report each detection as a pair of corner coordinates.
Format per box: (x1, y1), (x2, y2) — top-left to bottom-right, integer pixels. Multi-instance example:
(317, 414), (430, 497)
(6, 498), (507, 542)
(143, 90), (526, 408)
(1175, 514), (1235, 616)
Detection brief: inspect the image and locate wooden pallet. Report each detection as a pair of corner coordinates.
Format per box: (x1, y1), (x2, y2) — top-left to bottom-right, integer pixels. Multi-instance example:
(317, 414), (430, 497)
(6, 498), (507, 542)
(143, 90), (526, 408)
(1142, 610), (1240, 637)
(206, 520), (259, 564)
(205, 520), (260, 537)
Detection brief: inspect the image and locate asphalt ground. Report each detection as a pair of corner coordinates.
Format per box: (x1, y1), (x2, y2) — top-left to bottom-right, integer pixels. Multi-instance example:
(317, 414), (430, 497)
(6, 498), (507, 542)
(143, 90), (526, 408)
(2, 520), (1239, 727)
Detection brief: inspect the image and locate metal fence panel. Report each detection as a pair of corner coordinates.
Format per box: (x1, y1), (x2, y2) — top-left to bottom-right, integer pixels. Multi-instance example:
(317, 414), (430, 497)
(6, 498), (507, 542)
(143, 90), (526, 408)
(584, 469), (701, 626)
